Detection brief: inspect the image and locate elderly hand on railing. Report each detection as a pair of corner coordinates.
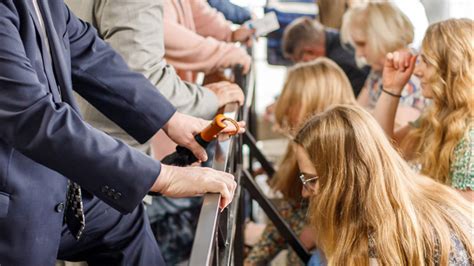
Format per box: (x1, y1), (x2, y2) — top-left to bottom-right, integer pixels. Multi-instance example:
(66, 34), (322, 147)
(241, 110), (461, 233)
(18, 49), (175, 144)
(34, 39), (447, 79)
(205, 81), (245, 108)
(152, 165), (237, 209)
(150, 111), (245, 209)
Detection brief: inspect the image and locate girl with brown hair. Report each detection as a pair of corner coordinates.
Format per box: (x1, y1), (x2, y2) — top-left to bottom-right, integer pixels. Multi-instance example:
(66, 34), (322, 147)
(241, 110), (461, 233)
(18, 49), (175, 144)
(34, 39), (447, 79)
(295, 104), (473, 265)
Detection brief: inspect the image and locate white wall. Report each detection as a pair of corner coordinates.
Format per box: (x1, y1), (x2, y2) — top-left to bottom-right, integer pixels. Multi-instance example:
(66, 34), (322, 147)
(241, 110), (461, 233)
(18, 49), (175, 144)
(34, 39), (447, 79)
(420, 0), (473, 23)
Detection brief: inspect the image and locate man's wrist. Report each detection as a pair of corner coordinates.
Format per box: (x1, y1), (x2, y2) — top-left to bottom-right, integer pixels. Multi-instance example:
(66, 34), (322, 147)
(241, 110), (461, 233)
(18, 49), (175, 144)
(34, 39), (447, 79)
(162, 112), (178, 135)
(151, 164), (172, 193)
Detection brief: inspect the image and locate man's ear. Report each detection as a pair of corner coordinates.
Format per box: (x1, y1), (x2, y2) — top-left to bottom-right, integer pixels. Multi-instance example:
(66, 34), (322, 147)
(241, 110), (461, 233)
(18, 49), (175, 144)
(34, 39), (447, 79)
(300, 44), (325, 62)
(305, 44), (325, 57)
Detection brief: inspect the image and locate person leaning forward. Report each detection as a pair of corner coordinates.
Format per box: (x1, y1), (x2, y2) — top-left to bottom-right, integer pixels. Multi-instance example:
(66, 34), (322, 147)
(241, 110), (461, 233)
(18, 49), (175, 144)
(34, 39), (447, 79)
(0, 1), (241, 265)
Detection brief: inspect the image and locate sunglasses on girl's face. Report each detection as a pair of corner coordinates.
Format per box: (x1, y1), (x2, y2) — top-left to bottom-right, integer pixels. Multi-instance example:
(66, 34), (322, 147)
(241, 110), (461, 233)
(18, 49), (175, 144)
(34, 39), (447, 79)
(298, 173), (319, 192)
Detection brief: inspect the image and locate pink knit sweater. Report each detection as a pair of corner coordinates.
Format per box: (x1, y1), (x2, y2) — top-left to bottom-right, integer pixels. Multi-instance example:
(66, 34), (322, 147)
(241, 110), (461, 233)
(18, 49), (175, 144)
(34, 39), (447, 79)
(163, 0), (251, 82)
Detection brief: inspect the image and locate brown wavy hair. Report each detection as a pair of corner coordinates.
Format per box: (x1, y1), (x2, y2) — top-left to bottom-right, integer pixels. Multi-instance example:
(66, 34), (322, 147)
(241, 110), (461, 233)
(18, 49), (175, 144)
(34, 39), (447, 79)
(295, 105), (473, 265)
(403, 19), (474, 185)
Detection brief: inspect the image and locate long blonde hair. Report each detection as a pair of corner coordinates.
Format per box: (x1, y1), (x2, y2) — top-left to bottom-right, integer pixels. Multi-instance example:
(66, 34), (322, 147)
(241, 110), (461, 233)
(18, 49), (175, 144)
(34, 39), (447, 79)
(341, 2), (413, 64)
(404, 19), (474, 185)
(295, 105), (473, 265)
(272, 58), (355, 200)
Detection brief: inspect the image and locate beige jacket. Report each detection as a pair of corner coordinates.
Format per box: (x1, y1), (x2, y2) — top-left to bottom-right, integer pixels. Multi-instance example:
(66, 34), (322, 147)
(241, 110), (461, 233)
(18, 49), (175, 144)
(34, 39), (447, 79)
(65, 0), (219, 153)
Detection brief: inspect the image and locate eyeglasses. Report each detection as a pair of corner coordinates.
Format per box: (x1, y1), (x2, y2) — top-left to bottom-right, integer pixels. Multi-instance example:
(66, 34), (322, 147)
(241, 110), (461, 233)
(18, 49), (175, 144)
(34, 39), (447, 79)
(299, 173), (319, 192)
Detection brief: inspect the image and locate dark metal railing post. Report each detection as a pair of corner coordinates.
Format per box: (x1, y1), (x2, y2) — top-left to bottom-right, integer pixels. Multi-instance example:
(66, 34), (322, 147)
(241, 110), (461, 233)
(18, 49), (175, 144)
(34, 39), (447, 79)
(243, 131), (276, 178)
(233, 176), (246, 266)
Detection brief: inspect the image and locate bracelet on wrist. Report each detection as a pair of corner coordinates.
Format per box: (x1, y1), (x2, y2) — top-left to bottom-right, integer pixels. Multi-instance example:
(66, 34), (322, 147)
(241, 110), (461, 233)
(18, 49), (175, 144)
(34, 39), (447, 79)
(381, 87), (402, 98)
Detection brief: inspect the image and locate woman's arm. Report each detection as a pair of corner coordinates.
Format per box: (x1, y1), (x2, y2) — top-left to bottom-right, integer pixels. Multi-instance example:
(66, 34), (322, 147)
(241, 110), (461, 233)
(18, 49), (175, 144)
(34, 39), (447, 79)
(373, 51), (417, 140)
(356, 86), (370, 107)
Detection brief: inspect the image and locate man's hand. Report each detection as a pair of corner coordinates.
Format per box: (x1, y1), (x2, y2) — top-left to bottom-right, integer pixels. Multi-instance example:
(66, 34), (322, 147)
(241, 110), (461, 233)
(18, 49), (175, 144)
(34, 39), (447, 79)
(151, 165), (237, 209)
(205, 81), (245, 107)
(162, 112), (245, 162)
(382, 50), (417, 95)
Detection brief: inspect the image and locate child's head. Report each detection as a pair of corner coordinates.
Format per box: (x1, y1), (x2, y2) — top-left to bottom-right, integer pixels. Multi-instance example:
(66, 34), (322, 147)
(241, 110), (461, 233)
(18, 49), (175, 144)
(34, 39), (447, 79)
(271, 58), (355, 201)
(274, 58), (355, 134)
(341, 2), (413, 72)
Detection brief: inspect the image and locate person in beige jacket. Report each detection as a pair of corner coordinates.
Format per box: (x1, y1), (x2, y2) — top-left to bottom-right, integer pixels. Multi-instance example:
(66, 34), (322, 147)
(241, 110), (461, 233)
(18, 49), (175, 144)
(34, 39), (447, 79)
(66, 0), (244, 154)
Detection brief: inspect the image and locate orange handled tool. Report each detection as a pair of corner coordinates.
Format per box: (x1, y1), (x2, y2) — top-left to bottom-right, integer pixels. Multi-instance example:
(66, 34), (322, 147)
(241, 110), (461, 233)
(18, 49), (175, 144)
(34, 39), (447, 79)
(161, 115), (239, 166)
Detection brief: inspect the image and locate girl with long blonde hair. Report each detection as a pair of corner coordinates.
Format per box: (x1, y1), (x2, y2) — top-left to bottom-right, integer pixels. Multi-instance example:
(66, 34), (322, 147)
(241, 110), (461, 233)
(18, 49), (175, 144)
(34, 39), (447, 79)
(245, 58), (355, 266)
(374, 18), (474, 201)
(341, 2), (426, 127)
(295, 105), (473, 265)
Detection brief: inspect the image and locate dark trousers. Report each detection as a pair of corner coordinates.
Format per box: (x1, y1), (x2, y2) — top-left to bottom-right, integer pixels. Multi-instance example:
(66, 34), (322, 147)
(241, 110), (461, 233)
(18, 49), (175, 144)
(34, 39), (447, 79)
(58, 196), (164, 266)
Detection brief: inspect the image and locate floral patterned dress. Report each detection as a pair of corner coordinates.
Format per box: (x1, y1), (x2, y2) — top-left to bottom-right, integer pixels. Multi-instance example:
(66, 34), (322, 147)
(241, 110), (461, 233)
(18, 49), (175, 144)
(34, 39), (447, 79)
(410, 120), (474, 190)
(450, 124), (474, 190)
(245, 200), (309, 266)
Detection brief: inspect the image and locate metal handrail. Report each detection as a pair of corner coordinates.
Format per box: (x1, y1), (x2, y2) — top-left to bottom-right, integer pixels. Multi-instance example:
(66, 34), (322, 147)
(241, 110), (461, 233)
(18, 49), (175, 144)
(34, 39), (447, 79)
(188, 102), (240, 266)
(189, 61), (254, 265)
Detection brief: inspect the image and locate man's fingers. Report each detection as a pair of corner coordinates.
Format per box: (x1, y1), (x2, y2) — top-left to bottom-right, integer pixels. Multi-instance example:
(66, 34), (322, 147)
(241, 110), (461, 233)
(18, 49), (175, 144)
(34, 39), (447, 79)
(211, 180), (232, 209)
(219, 172), (237, 193)
(187, 139), (208, 162)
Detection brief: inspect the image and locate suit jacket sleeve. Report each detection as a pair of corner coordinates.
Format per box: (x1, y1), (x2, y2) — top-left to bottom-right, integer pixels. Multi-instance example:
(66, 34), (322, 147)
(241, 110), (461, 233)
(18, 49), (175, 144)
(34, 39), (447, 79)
(0, 4), (172, 213)
(87, 0), (218, 119)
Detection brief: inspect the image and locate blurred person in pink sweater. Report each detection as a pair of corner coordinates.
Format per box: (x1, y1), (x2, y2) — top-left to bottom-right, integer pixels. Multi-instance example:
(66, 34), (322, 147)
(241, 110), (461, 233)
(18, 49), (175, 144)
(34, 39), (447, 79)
(164, 0), (253, 83)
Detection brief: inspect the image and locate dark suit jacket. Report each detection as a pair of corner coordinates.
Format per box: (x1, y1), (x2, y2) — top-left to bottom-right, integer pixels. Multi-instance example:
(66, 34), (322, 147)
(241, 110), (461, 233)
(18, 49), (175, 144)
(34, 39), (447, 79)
(0, 1), (176, 264)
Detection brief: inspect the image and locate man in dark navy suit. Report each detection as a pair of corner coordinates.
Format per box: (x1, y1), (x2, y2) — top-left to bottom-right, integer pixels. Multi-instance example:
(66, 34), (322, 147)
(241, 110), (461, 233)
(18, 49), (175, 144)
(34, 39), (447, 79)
(0, 1), (239, 265)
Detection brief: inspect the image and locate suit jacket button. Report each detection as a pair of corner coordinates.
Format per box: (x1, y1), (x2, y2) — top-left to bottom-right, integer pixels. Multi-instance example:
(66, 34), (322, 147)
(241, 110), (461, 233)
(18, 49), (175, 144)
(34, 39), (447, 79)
(55, 202), (65, 213)
(101, 186), (109, 193)
(108, 188), (115, 197)
(114, 192), (122, 200)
